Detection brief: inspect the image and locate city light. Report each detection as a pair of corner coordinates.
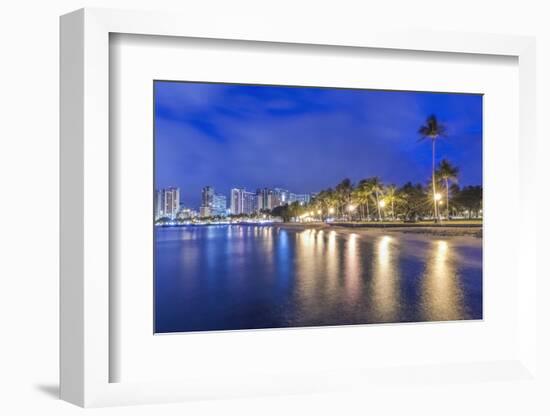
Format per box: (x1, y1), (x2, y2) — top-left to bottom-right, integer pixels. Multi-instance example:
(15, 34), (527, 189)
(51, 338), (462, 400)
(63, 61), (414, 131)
(379, 200), (386, 208)
(434, 193), (442, 201)
(328, 207), (335, 214)
(347, 204), (356, 212)
(317, 210), (322, 215)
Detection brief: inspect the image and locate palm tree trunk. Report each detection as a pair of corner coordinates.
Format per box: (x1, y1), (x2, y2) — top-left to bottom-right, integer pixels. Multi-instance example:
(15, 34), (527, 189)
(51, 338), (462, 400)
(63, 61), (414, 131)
(432, 139), (438, 223)
(445, 178), (449, 220)
(376, 192), (381, 221)
(391, 200), (395, 220)
(366, 199), (370, 221)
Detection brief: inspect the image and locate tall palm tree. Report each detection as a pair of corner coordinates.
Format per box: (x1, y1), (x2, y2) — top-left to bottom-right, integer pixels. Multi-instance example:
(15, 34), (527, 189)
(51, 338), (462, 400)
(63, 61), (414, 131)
(356, 179), (374, 221)
(351, 187), (363, 220)
(335, 178), (353, 219)
(436, 159), (459, 219)
(323, 188), (338, 217)
(384, 185), (401, 220)
(368, 177), (383, 221)
(418, 115), (447, 222)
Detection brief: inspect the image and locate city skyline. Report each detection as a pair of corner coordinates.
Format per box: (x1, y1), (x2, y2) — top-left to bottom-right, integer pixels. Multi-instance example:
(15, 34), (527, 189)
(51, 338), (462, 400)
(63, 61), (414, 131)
(155, 183), (313, 219)
(154, 81), (482, 210)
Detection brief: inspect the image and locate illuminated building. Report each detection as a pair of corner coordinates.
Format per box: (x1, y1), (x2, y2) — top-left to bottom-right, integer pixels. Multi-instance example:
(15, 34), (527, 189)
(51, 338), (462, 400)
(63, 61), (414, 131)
(212, 193), (227, 216)
(272, 188), (290, 207)
(200, 186), (226, 217)
(256, 188), (274, 211)
(231, 188), (257, 214)
(155, 187), (180, 219)
(289, 193), (311, 206)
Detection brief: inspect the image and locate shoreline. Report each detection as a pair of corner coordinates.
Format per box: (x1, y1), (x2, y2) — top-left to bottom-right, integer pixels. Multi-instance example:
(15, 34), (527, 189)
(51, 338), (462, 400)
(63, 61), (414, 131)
(273, 221), (483, 238)
(157, 221), (483, 238)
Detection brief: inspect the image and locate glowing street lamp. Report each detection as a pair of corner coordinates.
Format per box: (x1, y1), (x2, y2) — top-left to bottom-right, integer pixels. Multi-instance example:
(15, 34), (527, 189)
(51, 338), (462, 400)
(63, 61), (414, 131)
(434, 193), (442, 202)
(347, 204), (356, 221)
(317, 210), (322, 215)
(328, 207), (335, 215)
(379, 200), (386, 208)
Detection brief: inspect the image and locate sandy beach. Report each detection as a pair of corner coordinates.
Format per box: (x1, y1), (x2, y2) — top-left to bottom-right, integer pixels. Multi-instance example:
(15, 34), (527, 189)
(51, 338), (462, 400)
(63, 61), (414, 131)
(273, 221), (482, 238)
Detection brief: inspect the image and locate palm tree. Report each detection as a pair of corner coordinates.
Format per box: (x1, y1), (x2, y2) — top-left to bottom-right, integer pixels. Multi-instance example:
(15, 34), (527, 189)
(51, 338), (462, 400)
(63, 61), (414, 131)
(351, 187), (363, 220)
(335, 178), (353, 219)
(356, 179), (374, 221)
(384, 185), (401, 220)
(320, 188), (338, 218)
(436, 159), (459, 219)
(368, 177), (384, 221)
(418, 115), (447, 222)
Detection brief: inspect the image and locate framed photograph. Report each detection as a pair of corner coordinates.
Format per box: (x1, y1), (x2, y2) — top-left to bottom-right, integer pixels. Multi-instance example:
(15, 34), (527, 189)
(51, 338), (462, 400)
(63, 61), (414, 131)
(60, 8), (538, 407)
(153, 81), (483, 334)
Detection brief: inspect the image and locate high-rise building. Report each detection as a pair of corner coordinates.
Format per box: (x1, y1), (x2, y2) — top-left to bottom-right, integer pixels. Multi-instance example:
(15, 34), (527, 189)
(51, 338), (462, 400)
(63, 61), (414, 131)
(256, 188), (274, 212)
(155, 187), (180, 219)
(155, 190), (162, 219)
(289, 193), (310, 206)
(200, 186), (227, 217)
(243, 191), (256, 214)
(231, 188), (257, 215)
(199, 206), (211, 217)
(231, 188), (243, 215)
(212, 193), (227, 216)
(200, 186), (214, 217)
(272, 188), (290, 207)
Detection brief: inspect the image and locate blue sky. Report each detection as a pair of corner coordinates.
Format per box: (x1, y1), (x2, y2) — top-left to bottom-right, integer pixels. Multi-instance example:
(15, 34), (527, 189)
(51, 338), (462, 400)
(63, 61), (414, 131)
(155, 81), (482, 210)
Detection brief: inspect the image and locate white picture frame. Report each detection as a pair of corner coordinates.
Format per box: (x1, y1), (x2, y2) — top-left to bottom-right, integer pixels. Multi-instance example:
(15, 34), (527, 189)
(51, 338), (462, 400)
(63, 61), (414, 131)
(60, 7), (538, 407)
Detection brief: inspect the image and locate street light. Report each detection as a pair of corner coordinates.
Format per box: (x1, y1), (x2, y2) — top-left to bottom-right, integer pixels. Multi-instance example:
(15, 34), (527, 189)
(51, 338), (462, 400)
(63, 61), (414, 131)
(433, 193), (443, 222)
(347, 204), (356, 222)
(379, 200), (386, 208)
(328, 207), (335, 215)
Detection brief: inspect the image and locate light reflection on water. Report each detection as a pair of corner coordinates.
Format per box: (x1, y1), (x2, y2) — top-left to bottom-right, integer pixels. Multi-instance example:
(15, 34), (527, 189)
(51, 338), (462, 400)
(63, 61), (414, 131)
(371, 235), (400, 322)
(155, 225), (482, 333)
(420, 240), (465, 321)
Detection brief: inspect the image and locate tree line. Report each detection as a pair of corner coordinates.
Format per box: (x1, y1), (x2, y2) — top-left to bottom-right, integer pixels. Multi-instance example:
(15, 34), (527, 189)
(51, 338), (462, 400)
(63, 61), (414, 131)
(272, 114), (481, 223)
(271, 161), (482, 222)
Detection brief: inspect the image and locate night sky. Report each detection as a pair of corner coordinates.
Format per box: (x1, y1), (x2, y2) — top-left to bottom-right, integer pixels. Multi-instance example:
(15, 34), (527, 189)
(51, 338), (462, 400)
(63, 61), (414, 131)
(155, 81), (482, 210)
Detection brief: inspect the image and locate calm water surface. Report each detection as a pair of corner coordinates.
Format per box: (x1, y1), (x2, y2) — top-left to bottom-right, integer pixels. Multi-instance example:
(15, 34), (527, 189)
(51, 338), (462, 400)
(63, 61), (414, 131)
(155, 225), (482, 333)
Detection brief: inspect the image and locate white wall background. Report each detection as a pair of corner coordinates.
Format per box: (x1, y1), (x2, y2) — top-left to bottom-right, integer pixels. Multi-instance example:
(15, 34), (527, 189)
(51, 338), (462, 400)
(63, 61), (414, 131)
(1, 1), (548, 415)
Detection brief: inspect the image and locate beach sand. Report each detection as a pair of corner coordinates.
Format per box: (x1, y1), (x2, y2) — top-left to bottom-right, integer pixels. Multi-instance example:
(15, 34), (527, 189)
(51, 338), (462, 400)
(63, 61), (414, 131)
(273, 222), (482, 238)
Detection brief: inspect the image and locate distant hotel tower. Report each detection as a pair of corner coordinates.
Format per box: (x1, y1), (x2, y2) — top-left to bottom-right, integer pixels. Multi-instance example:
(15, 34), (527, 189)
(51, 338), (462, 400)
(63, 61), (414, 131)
(230, 188), (256, 215)
(254, 187), (310, 211)
(200, 186), (227, 217)
(289, 192), (311, 205)
(155, 187), (180, 219)
(273, 188), (290, 206)
(256, 188), (274, 211)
